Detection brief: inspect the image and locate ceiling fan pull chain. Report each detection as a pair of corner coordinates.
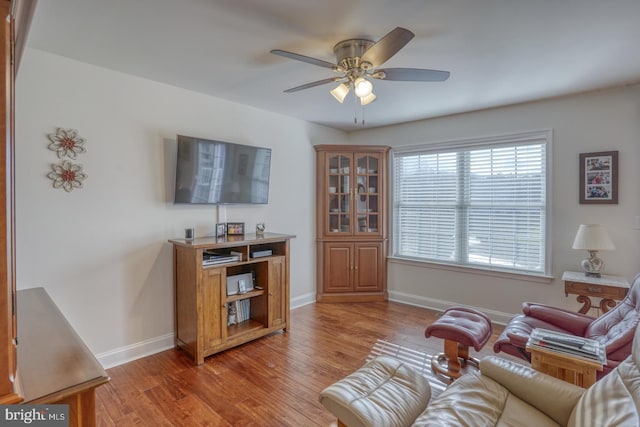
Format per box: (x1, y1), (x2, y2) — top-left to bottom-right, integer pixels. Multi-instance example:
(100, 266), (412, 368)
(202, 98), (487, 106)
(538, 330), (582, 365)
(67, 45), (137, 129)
(353, 92), (358, 124)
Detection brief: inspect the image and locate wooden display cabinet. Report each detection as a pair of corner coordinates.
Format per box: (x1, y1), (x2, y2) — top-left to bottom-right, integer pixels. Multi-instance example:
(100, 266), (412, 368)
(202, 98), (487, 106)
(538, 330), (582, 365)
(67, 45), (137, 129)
(170, 233), (294, 365)
(315, 145), (389, 302)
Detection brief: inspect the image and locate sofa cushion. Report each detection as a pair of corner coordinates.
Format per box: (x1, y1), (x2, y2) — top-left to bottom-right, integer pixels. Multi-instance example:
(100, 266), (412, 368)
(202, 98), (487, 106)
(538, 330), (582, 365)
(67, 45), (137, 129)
(480, 356), (584, 426)
(412, 371), (561, 427)
(319, 356), (431, 427)
(568, 356), (640, 426)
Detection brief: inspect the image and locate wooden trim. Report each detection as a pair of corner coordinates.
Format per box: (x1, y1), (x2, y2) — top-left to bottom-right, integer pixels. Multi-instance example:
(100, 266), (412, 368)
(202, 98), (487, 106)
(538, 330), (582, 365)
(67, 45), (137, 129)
(0, 0), (18, 402)
(314, 144), (391, 153)
(11, 0), (36, 74)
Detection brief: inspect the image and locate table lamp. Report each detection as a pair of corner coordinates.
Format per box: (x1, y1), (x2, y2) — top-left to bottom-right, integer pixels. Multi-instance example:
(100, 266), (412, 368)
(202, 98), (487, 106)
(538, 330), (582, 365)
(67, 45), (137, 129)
(572, 224), (615, 277)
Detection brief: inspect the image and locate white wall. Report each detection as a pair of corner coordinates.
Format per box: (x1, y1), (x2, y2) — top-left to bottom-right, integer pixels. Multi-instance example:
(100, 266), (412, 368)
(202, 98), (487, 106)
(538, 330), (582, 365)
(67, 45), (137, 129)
(349, 85), (640, 322)
(15, 48), (347, 367)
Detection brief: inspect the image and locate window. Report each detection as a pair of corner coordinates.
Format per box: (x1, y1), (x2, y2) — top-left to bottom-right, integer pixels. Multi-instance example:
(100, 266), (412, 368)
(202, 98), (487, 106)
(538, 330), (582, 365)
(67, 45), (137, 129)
(392, 130), (549, 275)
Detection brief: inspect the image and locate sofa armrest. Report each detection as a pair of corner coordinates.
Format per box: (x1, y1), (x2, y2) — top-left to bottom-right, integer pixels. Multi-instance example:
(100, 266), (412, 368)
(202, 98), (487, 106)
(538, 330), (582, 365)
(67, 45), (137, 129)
(480, 356), (584, 426)
(522, 302), (594, 336)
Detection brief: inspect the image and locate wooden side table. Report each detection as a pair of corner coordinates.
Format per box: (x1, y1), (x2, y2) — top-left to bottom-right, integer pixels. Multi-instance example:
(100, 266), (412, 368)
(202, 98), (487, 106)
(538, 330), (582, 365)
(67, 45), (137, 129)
(526, 344), (603, 388)
(562, 271), (629, 314)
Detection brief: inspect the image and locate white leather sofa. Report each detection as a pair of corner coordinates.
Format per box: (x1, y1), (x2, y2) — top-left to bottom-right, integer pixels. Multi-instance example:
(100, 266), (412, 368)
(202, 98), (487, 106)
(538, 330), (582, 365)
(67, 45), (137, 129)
(320, 325), (640, 426)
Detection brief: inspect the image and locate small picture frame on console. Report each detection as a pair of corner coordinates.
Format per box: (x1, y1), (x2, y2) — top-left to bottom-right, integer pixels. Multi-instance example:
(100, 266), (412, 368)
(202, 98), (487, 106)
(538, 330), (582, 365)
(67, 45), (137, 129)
(215, 223), (226, 237)
(226, 222), (245, 235)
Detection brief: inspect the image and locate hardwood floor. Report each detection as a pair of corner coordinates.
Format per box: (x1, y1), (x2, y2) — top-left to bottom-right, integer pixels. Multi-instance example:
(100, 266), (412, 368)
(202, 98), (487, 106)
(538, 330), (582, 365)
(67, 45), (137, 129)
(96, 302), (511, 426)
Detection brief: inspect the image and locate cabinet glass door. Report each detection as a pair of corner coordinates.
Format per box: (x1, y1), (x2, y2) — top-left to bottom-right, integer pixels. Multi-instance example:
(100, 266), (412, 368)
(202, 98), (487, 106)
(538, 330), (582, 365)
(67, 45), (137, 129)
(355, 154), (380, 236)
(327, 154), (352, 234)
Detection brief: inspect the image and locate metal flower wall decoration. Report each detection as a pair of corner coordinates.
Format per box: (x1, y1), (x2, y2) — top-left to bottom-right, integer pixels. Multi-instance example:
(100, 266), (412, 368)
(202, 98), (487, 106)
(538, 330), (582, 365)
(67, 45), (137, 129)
(46, 128), (88, 192)
(47, 161), (87, 192)
(47, 128), (86, 159)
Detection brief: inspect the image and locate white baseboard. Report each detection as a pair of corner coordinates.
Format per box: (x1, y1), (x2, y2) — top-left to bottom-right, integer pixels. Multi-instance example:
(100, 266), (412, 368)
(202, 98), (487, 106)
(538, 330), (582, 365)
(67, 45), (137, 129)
(388, 290), (514, 325)
(97, 292), (316, 369)
(96, 332), (175, 369)
(291, 291), (316, 309)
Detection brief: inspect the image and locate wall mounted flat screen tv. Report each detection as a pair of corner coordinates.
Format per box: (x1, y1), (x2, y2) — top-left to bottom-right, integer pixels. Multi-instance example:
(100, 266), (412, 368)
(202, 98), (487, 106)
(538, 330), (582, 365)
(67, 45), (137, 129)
(174, 135), (271, 204)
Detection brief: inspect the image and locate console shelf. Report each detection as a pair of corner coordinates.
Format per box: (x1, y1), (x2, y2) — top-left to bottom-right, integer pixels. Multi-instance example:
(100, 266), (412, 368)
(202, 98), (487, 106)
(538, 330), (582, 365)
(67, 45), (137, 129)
(169, 232), (294, 365)
(226, 289), (265, 303)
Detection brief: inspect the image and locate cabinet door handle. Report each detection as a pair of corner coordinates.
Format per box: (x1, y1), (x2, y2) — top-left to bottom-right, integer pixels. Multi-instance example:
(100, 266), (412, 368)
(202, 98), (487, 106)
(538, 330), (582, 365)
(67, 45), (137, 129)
(355, 265), (358, 271)
(269, 292), (273, 296)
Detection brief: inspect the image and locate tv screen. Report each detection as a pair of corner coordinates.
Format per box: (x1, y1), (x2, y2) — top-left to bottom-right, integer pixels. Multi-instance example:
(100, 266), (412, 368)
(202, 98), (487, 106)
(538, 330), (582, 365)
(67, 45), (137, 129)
(174, 135), (271, 204)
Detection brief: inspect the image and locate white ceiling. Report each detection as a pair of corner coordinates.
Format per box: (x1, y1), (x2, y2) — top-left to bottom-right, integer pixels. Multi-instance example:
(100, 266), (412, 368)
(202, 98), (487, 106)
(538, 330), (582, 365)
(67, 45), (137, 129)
(26, 0), (640, 131)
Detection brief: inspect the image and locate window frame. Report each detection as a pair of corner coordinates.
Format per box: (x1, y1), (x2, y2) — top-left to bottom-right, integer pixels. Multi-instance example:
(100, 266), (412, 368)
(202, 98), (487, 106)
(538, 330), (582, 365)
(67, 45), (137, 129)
(389, 129), (553, 278)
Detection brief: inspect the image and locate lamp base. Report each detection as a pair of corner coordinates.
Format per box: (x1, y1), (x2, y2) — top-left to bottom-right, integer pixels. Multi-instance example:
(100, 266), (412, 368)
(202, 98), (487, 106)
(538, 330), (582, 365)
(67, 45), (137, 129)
(581, 250), (605, 278)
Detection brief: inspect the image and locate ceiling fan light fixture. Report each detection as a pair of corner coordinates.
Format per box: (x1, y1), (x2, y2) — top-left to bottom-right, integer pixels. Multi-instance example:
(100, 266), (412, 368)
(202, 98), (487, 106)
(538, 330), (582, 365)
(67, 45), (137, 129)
(330, 83), (350, 103)
(354, 77), (373, 97)
(360, 92), (376, 106)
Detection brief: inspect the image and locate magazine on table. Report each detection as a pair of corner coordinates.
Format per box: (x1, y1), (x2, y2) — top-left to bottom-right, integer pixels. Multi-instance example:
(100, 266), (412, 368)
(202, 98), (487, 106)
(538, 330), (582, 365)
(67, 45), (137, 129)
(527, 328), (606, 364)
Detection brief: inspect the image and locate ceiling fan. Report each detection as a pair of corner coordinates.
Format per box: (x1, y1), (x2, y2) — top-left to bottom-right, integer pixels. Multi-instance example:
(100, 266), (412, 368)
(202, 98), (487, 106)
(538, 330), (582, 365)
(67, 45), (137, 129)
(271, 27), (450, 106)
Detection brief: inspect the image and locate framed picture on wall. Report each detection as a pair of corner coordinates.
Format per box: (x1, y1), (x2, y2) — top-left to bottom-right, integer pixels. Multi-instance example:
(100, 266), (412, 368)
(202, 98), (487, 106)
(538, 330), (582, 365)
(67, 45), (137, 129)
(579, 151), (618, 204)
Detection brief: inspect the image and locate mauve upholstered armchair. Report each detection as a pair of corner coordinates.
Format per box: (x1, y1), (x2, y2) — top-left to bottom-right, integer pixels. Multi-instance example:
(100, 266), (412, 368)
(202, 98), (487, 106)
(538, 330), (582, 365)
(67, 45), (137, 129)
(494, 273), (640, 378)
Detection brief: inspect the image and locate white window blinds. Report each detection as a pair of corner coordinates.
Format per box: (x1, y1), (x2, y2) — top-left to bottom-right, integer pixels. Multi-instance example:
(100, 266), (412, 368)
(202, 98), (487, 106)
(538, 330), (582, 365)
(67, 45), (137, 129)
(392, 131), (548, 274)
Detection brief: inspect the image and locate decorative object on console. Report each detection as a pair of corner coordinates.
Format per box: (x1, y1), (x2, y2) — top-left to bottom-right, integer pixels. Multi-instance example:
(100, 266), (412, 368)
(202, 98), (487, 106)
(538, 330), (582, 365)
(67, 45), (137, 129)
(579, 150), (618, 204)
(572, 224), (615, 277)
(216, 223), (226, 237)
(184, 227), (194, 242)
(256, 222), (265, 236)
(226, 272), (254, 296)
(47, 128), (86, 159)
(227, 304), (237, 325)
(46, 160), (87, 192)
(226, 222), (245, 235)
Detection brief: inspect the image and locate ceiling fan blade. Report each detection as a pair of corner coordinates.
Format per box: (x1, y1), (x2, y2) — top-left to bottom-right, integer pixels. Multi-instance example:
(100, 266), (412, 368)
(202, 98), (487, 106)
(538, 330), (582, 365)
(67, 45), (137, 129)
(360, 27), (414, 68)
(375, 68), (450, 81)
(271, 49), (339, 71)
(283, 77), (343, 93)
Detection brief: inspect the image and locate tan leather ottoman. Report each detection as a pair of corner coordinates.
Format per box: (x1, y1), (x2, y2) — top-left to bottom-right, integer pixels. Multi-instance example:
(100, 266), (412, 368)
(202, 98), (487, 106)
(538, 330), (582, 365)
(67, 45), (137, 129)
(319, 355), (432, 427)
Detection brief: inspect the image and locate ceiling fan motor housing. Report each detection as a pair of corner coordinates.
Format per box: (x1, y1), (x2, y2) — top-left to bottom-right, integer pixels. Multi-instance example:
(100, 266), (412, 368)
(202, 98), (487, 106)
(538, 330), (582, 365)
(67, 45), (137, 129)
(333, 39), (375, 71)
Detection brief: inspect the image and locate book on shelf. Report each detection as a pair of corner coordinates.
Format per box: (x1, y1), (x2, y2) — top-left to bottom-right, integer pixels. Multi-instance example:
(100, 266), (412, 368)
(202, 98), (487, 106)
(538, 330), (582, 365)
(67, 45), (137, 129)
(527, 328), (606, 364)
(227, 300), (250, 326)
(228, 300), (250, 324)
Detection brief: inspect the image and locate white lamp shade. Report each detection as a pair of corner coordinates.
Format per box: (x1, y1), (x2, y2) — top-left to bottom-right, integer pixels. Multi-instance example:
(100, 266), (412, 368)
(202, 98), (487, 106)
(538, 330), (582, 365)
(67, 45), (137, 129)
(354, 77), (373, 97)
(330, 83), (350, 103)
(572, 224), (616, 250)
(359, 92), (376, 105)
